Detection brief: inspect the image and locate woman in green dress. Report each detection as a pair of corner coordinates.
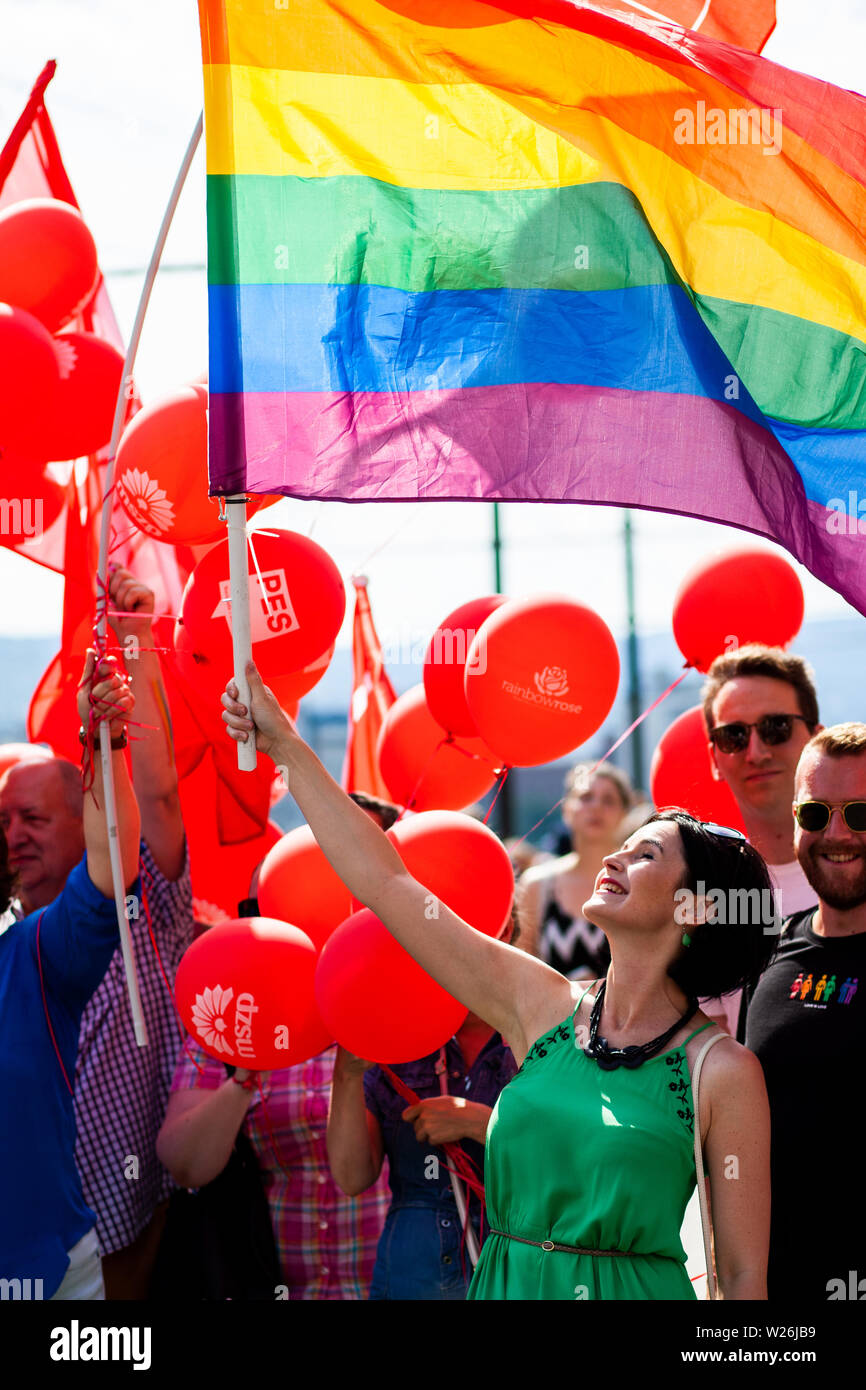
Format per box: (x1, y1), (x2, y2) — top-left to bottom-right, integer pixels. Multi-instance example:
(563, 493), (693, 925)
(221, 662), (775, 1300)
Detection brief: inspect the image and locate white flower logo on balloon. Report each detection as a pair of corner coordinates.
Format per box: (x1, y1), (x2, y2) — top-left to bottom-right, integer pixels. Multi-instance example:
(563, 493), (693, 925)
(191, 984), (235, 1055)
(116, 467), (175, 534)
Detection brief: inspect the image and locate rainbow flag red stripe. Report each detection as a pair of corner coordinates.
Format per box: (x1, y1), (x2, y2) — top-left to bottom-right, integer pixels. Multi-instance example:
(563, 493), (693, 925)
(199, 0), (866, 614)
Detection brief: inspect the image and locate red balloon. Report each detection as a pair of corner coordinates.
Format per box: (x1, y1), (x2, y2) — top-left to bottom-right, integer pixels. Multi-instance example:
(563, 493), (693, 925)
(176, 917), (332, 1069)
(257, 825), (353, 953)
(464, 595), (620, 767)
(423, 594), (508, 736)
(45, 332), (124, 460)
(0, 303), (61, 454)
(386, 811), (514, 937)
(650, 706), (746, 833)
(180, 528), (345, 680)
(267, 644), (334, 703)
(0, 742), (53, 781)
(377, 684), (499, 811)
(672, 550), (805, 674)
(0, 199), (98, 332)
(116, 386), (226, 544)
(0, 463), (66, 550)
(315, 907), (468, 1063)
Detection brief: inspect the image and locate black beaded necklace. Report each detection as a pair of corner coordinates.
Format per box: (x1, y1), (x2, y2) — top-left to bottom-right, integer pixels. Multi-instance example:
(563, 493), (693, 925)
(581, 980), (700, 1071)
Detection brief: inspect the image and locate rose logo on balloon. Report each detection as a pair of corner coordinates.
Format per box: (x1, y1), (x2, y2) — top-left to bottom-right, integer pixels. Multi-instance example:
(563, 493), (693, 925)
(190, 984), (235, 1055)
(534, 666), (570, 698)
(115, 468), (176, 534)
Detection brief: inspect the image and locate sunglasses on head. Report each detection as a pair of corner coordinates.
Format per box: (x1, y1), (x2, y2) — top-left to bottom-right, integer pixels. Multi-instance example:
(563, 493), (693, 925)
(709, 713), (811, 755)
(794, 801), (866, 833)
(700, 821), (747, 842)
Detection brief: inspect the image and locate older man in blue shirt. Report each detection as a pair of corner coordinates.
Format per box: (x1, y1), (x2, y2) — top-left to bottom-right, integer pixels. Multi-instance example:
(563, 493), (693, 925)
(0, 652), (141, 1300)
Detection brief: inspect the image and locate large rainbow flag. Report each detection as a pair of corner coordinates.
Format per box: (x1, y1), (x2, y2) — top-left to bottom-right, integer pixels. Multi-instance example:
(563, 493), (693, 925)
(199, 0), (866, 615)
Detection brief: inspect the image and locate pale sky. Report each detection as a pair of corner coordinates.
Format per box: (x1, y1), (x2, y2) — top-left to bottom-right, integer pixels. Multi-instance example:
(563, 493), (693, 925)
(1, 0), (864, 650)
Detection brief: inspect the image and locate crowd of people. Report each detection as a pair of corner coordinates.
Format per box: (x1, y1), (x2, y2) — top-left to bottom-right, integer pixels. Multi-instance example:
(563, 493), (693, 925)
(1, 566), (863, 1301)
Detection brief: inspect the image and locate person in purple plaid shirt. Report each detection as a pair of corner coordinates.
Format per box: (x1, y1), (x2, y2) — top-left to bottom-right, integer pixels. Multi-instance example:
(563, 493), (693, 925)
(0, 566), (193, 1298)
(159, 1041), (389, 1299)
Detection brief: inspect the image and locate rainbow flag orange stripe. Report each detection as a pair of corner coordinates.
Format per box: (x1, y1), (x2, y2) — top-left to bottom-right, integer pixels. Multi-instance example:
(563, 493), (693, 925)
(200, 0), (866, 614)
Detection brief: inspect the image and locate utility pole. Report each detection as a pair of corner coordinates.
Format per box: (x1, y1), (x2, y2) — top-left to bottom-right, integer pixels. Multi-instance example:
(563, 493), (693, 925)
(623, 509), (645, 790)
(491, 502), (515, 837)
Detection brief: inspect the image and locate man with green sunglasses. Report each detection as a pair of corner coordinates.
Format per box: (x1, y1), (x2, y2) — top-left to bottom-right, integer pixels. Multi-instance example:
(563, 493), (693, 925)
(741, 723), (866, 1301)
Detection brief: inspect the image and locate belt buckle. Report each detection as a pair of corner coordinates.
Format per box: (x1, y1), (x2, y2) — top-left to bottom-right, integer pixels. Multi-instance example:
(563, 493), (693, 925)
(541, 1240), (555, 1252)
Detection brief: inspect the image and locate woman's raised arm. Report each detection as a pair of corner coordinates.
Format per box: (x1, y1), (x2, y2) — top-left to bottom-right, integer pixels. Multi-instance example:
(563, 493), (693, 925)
(222, 662), (568, 1057)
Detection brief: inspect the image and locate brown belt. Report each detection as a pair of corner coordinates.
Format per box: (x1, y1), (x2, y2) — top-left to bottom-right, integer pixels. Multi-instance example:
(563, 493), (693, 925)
(489, 1227), (627, 1257)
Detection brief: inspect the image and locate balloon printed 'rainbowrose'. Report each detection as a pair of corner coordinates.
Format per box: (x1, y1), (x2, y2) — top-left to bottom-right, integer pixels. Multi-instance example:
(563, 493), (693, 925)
(464, 595), (620, 767)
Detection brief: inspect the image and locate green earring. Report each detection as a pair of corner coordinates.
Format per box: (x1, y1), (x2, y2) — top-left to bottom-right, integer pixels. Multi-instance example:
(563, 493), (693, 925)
(681, 932), (692, 948)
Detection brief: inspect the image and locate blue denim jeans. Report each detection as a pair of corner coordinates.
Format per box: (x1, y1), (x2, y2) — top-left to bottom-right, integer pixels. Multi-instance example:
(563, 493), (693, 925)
(368, 1201), (474, 1300)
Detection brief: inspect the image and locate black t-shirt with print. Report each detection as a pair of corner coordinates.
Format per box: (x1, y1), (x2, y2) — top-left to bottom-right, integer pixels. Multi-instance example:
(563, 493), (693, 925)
(743, 908), (866, 1300)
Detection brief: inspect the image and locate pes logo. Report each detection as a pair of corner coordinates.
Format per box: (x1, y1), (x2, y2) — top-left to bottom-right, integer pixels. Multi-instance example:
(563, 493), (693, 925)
(213, 569), (300, 643)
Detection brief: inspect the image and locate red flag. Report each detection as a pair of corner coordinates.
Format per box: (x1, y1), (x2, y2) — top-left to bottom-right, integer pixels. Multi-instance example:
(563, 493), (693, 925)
(0, 61), (201, 612)
(341, 577), (397, 799)
(591, 0), (775, 53)
(6, 64), (272, 879)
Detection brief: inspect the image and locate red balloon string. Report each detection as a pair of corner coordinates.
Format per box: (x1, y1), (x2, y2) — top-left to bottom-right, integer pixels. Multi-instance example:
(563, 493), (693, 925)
(380, 1062), (486, 1254)
(252, 1076), (291, 1177)
(506, 664), (692, 855)
(138, 858), (189, 1044)
(36, 909), (74, 1096)
(393, 735), (451, 821)
(483, 766), (511, 825)
(583, 664), (691, 779)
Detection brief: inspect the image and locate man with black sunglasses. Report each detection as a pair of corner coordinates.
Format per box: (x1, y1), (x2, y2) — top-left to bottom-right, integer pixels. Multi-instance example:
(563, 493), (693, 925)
(701, 648), (821, 1032)
(740, 724), (866, 1300)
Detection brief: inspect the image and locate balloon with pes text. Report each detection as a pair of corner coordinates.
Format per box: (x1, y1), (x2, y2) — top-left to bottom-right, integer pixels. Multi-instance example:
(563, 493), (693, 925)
(172, 618), (331, 710)
(380, 811), (514, 938)
(423, 594), (508, 737)
(672, 550), (804, 674)
(464, 595), (620, 767)
(176, 917), (333, 1069)
(257, 825), (353, 953)
(45, 332), (124, 461)
(0, 199), (98, 332)
(179, 528), (345, 679)
(315, 907), (468, 1064)
(649, 705), (746, 833)
(115, 385), (270, 545)
(267, 645), (335, 703)
(0, 303), (61, 455)
(376, 684), (499, 812)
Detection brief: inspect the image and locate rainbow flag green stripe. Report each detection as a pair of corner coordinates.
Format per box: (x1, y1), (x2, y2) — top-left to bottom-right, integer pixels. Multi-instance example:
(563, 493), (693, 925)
(206, 173), (864, 432)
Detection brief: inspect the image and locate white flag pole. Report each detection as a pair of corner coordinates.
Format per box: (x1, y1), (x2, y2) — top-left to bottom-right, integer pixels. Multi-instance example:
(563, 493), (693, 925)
(225, 497), (257, 770)
(94, 112), (203, 1046)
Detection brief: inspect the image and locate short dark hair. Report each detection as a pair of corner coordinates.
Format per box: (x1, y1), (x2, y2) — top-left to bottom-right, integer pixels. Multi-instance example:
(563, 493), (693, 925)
(348, 791), (401, 832)
(701, 645), (819, 733)
(644, 809), (778, 999)
(0, 824), (15, 915)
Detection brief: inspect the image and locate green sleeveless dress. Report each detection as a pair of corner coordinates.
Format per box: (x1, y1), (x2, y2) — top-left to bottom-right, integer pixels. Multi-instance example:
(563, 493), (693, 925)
(467, 988), (714, 1300)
